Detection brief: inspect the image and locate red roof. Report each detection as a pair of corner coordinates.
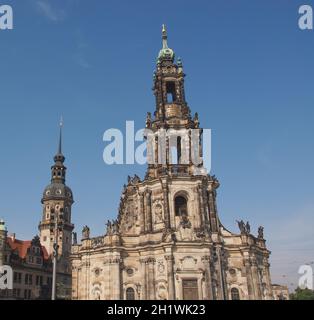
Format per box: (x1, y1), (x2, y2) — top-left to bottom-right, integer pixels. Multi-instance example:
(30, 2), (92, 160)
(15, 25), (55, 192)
(6, 237), (50, 261)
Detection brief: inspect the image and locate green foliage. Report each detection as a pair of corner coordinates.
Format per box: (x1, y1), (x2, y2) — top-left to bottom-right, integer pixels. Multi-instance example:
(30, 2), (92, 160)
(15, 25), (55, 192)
(290, 287), (314, 300)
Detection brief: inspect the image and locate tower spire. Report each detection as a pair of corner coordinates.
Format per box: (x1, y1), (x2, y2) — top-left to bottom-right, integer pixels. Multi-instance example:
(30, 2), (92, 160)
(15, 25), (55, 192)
(52, 118), (66, 183)
(157, 24), (175, 63)
(58, 116), (63, 155)
(162, 24), (168, 49)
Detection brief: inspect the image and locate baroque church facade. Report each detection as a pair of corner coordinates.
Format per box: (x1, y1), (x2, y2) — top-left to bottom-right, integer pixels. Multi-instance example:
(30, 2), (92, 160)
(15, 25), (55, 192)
(70, 26), (274, 300)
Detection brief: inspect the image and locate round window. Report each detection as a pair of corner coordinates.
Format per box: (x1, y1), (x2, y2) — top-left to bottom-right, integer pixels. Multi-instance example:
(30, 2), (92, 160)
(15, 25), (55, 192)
(126, 268), (134, 276)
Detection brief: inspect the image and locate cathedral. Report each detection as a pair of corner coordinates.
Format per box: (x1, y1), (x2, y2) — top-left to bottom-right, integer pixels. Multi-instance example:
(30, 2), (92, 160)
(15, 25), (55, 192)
(70, 25), (274, 300)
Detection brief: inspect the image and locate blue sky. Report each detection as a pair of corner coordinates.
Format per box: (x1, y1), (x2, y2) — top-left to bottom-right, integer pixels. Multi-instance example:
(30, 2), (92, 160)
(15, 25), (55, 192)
(0, 0), (313, 289)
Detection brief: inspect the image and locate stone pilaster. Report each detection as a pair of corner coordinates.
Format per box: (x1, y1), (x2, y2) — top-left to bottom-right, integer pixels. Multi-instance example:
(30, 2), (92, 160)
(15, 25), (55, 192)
(250, 257), (262, 299)
(111, 258), (122, 300)
(162, 183), (170, 229)
(81, 259), (90, 300)
(263, 260), (273, 300)
(140, 258), (148, 299)
(165, 255), (176, 299)
(139, 192), (145, 233)
(198, 185), (205, 227)
(147, 257), (156, 299)
(145, 190), (152, 232)
(215, 246), (227, 300)
(244, 257), (255, 300)
(208, 191), (218, 232)
(201, 255), (214, 300)
(202, 186), (210, 226)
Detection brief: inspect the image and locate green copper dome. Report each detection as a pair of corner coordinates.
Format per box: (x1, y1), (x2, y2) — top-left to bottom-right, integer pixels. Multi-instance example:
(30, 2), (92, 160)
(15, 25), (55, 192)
(157, 24), (175, 63)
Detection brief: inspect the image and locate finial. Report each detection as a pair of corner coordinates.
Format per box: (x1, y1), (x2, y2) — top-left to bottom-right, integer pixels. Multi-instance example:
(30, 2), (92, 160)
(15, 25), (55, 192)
(58, 116), (63, 155)
(162, 24), (168, 49)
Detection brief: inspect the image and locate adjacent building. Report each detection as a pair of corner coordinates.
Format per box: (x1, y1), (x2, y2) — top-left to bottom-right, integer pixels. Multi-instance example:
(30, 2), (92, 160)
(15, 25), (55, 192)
(0, 221), (53, 300)
(0, 125), (74, 300)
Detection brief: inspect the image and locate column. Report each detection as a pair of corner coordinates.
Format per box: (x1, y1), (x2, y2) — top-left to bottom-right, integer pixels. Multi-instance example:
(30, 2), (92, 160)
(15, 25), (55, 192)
(140, 259), (147, 300)
(111, 257), (121, 300)
(162, 183), (170, 229)
(202, 187), (210, 226)
(147, 258), (156, 299)
(215, 246), (227, 300)
(165, 255), (176, 299)
(145, 190), (152, 232)
(201, 256), (214, 300)
(251, 258), (261, 299)
(263, 260), (273, 300)
(208, 191), (218, 232)
(139, 192), (145, 234)
(244, 257), (255, 300)
(198, 186), (205, 227)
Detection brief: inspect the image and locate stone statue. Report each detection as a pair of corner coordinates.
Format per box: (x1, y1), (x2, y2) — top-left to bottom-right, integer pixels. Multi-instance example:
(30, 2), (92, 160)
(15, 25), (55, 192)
(112, 220), (119, 234)
(236, 220), (251, 235)
(246, 221), (251, 234)
(193, 112), (199, 128)
(180, 213), (192, 229)
(154, 204), (163, 223)
(258, 226), (264, 239)
(82, 225), (90, 239)
(72, 232), (77, 245)
(146, 112), (152, 128)
(106, 220), (112, 235)
(237, 220), (246, 234)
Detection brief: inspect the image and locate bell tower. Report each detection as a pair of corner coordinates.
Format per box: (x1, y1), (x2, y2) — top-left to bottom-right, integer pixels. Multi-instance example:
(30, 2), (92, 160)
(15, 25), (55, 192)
(38, 119), (74, 274)
(152, 24), (192, 127)
(145, 25), (205, 179)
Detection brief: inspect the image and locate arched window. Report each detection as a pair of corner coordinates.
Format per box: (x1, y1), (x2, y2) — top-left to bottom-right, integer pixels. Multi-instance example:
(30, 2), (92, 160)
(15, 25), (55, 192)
(126, 287), (135, 300)
(166, 81), (176, 103)
(175, 195), (188, 216)
(231, 288), (240, 300)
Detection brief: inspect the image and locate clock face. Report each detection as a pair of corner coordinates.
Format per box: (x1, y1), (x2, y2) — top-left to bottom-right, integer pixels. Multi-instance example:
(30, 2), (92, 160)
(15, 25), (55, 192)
(46, 190), (50, 195)
(56, 189), (62, 195)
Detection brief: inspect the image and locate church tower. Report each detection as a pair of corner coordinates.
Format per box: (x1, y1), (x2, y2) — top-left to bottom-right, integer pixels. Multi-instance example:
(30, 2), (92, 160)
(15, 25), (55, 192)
(142, 24), (219, 236)
(39, 120), (74, 274)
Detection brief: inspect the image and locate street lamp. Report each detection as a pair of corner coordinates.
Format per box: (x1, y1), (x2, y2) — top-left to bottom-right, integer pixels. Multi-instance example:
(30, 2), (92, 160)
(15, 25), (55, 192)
(51, 208), (64, 300)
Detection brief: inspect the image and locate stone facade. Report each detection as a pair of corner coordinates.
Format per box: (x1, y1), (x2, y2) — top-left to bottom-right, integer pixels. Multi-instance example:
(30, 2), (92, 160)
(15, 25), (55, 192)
(70, 26), (274, 300)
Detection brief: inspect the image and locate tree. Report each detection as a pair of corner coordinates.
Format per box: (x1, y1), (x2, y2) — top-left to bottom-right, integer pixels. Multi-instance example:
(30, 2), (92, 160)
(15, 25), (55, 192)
(290, 287), (314, 300)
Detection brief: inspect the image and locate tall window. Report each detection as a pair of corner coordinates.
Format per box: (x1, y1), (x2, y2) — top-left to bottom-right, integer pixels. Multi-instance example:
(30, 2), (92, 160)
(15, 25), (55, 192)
(126, 287), (135, 300)
(231, 288), (240, 300)
(177, 137), (182, 164)
(175, 196), (188, 216)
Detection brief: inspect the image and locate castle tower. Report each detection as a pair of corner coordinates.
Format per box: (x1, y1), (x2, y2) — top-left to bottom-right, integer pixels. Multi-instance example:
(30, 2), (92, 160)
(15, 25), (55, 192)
(39, 120), (74, 274)
(0, 219), (7, 266)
